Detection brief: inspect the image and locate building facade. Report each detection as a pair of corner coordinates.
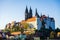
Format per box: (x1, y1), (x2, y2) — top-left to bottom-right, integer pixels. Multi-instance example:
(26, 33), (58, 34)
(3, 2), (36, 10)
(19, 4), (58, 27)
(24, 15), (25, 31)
(5, 6), (55, 30)
(24, 7), (55, 30)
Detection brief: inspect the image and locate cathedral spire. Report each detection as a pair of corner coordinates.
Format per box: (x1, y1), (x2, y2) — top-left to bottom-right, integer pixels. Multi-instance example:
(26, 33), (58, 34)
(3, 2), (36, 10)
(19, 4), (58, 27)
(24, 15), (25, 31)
(35, 8), (40, 18)
(25, 6), (28, 13)
(29, 6), (32, 18)
(25, 6), (29, 20)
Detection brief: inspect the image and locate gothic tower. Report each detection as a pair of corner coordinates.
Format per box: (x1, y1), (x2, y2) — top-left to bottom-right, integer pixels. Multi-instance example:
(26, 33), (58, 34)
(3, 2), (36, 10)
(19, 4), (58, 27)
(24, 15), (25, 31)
(29, 7), (32, 18)
(35, 8), (40, 18)
(25, 6), (28, 20)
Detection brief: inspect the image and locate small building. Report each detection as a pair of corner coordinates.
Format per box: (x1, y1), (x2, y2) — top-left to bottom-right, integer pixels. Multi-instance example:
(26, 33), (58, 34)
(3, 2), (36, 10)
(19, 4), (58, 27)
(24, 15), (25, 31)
(57, 32), (60, 37)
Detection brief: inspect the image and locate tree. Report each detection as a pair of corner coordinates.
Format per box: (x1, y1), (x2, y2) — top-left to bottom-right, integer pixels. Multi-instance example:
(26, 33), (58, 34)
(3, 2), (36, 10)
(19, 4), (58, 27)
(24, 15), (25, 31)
(20, 23), (30, 34)
(55, 28), (60, 32)
(55, 28), (60, 37)
(21, 23), (29, 29)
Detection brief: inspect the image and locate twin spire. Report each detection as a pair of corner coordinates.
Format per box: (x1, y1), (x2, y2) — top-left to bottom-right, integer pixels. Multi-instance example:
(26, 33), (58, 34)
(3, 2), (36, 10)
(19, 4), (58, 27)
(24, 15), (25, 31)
(25, 6), (32, 20)
(25, 6), (40, 20)
(25, 6), (32, 14)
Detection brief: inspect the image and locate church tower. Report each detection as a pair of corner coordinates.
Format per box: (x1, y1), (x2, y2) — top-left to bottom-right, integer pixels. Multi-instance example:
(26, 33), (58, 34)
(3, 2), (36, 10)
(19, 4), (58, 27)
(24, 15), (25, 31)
(25, 6), (28, 20)
(29, 7), (32, 18)
(35, 8), (40, 18)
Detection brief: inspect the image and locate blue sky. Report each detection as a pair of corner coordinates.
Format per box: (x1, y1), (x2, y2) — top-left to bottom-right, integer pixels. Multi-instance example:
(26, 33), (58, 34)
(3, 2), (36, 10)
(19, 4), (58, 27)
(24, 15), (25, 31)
(0, 0), (60, 29)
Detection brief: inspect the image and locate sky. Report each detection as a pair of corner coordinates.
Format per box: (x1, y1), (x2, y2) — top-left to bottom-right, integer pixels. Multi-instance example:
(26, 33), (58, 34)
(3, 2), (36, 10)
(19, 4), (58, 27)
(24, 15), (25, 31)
(0, 0), (60, 30)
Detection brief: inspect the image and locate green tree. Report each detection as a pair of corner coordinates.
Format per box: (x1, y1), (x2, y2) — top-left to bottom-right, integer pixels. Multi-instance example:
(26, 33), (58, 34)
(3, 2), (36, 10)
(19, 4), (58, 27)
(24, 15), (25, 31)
(21, 23), (29, 29)
(55, 28), (60, 32)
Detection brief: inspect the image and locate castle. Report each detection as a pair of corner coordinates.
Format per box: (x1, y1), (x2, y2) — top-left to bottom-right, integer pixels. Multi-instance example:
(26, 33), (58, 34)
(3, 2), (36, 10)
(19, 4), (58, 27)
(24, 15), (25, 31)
(6, 6), (55, 30)
(24, 6), (55, 30)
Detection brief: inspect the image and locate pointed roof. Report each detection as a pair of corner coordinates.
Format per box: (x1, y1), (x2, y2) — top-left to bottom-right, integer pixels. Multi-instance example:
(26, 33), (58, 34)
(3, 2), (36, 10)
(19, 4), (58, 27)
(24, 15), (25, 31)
(25, 6), (28, 13)
(21, 16), (36, 23)
(29, 6), (32, 13)
(35, 8), (40, 18)
(30, 6), (32, 11)
(26, 16), (36, 22)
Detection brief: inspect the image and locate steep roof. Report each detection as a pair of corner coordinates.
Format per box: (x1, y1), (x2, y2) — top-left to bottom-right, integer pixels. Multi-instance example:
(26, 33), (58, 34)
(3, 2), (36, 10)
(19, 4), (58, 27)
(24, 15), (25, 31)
(26, 16), (36, 22)
(21, 16), (36, 23)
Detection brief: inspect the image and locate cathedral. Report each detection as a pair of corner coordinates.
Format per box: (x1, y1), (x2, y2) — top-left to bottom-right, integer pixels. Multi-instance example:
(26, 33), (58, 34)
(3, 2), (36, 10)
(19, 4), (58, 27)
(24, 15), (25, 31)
(25, 6), (40, 20)
(25, 6), (32, 20)
(24, 6), (55, 30)
(6, 6), (55, 30)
